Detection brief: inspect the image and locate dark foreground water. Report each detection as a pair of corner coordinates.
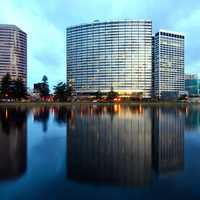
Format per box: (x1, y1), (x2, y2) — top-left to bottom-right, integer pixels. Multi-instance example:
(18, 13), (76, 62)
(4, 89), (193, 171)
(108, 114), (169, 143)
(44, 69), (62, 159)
(0, 104), (200, 200)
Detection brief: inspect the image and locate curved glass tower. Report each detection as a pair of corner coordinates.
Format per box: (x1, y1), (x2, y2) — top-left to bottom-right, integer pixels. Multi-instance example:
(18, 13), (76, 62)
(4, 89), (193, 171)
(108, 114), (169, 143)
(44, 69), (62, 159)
(67, 20), (152, 98)
(0, 25), (27, 86)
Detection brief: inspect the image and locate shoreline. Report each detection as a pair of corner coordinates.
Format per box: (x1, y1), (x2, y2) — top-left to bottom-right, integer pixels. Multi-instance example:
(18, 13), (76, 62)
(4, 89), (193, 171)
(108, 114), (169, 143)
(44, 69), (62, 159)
(0, 101), (195, 107)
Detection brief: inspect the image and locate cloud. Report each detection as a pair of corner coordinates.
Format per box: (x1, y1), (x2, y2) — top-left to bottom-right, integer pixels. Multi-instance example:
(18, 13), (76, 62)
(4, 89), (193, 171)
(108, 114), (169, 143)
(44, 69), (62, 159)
(0, 0), (66, 89)
(170, 8), (200, 73)
(0, 0), (200, 89)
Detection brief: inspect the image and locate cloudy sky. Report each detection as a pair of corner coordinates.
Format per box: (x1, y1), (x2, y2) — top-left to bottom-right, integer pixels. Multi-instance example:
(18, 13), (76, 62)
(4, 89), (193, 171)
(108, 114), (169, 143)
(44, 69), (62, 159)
(0, 0), (200, 89)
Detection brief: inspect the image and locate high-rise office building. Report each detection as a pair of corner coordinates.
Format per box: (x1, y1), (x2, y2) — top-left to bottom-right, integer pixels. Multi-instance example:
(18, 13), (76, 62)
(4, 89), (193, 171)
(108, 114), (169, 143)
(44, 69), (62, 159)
(67, 20), (152, 98)
(153, 30), (185, 98)
(0, 25), (27, 85)
(152, 36), (155, 96)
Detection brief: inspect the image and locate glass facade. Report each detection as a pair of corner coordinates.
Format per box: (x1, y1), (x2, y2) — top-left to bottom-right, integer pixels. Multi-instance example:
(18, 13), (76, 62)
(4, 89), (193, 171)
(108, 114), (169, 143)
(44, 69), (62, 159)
(185, 79), (200, 96)
(0, 25), (27, 85)
(67, 20), (152, 98)
(154, 30), (185, 97)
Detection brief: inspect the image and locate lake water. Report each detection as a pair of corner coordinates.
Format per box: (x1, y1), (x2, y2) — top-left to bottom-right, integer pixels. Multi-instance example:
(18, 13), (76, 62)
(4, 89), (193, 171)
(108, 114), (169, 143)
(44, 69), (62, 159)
(0, 104), (200, 200)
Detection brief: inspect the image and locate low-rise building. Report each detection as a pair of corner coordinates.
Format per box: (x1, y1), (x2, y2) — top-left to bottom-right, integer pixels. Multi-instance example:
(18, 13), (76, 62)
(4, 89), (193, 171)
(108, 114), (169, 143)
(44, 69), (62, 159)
(185, 74), (200, 96)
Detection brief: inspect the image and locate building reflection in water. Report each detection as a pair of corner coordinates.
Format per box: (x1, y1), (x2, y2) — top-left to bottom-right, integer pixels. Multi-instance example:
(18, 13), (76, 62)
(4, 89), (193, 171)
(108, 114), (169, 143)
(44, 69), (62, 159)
(32, 106), (73, 130)
(67, 105), (185, 187)
(0, 107), (27, 180)
(185, 105), (200, 132)
(33, 106), (50, 132)
(152, 107), (184, 175)
(53, 106), (72, 125)
(67, 105), (153, 187)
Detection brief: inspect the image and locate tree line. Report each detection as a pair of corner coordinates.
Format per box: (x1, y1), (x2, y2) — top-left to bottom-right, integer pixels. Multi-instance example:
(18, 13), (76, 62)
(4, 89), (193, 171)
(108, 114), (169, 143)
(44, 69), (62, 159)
(0, 73), (26, 100)
(0, 73), (122, 102)
(0, 73), (73, 101)
(34, 75), (74, 101)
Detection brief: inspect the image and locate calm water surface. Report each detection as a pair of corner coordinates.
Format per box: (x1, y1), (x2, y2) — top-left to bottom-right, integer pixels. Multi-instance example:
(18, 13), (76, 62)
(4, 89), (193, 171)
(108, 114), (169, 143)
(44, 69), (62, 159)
(0, 104), (200, 200)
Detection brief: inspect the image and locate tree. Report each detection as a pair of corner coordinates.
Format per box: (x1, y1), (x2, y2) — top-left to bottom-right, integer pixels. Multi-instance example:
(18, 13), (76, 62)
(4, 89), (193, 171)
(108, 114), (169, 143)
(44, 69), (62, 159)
(0, 74), (27, 100)
(42, 75), (48, 84)
(107, 86), (118, 100)
(40, 75), (49, 100)
(53, 82), (74, 102)
(12, 78), (27, 100)
(0, 73), (12, 99)
(53, 82), (67, 102)
(33, 107), (49, 132)
(66, 83), (73, 98)
(95, 89), (103, 99)
(40, 84), (49, 100)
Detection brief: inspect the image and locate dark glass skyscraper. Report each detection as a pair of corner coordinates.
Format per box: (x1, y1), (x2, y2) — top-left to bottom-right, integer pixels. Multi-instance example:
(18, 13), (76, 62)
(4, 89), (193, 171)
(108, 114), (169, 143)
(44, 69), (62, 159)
(67, 20), (152, 98)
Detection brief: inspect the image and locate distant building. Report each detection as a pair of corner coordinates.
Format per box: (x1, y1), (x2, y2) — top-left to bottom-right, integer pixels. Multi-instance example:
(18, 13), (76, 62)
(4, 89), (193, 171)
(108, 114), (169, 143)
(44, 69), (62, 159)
(67, 20), (153, 98)
(185, 74), (200, 96)
(153, 30), (185, 98)
(0, 25), (27, 85)
(33, 83), (48, 93)
(185, 74), (198, 80)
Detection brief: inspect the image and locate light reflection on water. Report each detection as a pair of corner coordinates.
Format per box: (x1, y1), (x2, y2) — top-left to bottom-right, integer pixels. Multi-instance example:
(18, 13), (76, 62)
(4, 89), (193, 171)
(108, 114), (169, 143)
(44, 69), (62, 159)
(0, 104), (199, 199)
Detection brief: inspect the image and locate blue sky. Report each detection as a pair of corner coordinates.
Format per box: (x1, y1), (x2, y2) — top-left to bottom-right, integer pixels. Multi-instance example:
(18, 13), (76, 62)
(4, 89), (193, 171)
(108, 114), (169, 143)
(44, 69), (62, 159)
(0, 0), (200, 90)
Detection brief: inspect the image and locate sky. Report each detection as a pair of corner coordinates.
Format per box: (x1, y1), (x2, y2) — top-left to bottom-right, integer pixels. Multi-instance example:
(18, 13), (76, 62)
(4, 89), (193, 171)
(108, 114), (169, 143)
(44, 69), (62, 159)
(0, 0), (200, 90)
